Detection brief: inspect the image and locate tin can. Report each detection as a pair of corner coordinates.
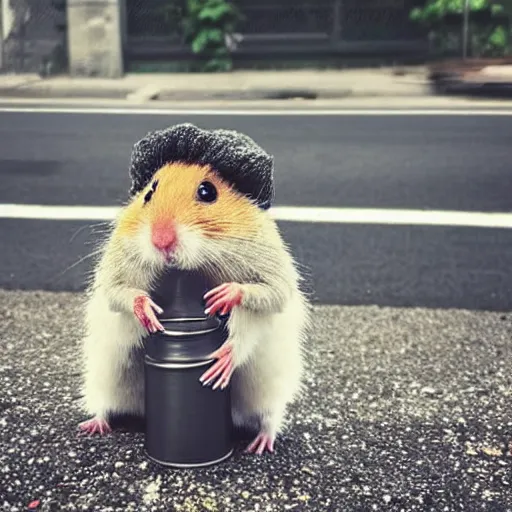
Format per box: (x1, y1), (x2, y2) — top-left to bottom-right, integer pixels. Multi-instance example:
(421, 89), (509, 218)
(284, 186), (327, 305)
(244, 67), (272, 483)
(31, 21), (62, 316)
(144, 269), (234, 468)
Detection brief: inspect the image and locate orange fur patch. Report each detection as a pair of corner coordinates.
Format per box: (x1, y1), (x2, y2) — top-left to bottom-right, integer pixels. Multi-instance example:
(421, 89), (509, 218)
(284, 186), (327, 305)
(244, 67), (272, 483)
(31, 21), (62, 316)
(117, 163), (262, 240)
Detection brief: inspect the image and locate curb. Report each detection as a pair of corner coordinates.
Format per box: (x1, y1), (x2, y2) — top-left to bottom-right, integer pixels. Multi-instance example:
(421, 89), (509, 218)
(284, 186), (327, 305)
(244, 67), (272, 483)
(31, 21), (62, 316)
(155, 85), (432, 101)
(0, 84), (432, 101)
(0, 86), (131, 99)
(155, 88), (352, 101)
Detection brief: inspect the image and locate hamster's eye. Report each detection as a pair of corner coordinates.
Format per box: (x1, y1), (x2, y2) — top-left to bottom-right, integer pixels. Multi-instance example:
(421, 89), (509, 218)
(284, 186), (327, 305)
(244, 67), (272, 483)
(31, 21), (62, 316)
(197, 181), (217, 203)
(144, 180), (158, 205)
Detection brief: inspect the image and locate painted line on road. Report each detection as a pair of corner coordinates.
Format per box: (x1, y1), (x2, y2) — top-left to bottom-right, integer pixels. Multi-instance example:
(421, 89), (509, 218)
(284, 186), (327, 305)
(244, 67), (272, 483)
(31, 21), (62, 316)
(0, 204), (120, 221)
(0, 106), (512, 116)
(2, 203), (512, 229)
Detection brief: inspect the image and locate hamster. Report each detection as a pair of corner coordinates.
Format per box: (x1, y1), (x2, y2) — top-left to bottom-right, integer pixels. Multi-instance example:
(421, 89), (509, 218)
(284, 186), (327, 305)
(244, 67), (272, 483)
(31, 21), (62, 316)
(79, 137), (311, 455)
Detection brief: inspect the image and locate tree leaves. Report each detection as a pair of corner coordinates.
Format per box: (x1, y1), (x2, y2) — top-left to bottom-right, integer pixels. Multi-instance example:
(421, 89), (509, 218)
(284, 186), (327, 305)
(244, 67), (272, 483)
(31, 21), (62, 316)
(409, 0), (510, 57)
(185, 0), (242, 71)
(198, 2), (233, 22)
(410, 0), (498, 23)
(191, 28), (224, 53)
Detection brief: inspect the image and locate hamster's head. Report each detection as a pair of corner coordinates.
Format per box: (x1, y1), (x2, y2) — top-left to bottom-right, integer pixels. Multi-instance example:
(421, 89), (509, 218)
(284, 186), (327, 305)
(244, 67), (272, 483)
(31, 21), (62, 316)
(117, 162), (263, 273)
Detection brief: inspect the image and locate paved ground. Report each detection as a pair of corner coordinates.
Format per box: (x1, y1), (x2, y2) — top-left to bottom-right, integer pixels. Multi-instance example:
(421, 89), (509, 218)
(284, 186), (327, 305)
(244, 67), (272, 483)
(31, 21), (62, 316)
(3, 61), (512, 102)
(1, 110), (512, 310)
(2, 111), (511, 212)
(1, 290), (512, 511)
(1, 104), (512, 510)
(0, 68), (428, 101)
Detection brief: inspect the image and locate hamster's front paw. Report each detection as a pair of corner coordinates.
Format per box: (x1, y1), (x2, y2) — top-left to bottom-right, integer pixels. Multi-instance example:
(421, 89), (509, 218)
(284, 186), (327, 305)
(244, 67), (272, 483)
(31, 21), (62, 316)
(199, 340), (234, 390)
(133, 295), (164, 333)
(203, 282), (243, 317)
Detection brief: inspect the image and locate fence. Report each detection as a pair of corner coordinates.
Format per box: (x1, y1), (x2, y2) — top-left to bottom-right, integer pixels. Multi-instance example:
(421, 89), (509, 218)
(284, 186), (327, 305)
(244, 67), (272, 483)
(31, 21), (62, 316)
(0, 0), (430, 74)
(124, 0), (429, 69)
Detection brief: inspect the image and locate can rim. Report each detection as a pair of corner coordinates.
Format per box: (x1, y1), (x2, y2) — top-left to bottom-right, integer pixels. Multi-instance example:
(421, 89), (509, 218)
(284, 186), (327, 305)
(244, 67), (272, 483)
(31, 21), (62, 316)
(159, 317), (209, 322)
(144, 357), (214, 369)
(144, 448), (234, 469)
(159, 325), (220, 337)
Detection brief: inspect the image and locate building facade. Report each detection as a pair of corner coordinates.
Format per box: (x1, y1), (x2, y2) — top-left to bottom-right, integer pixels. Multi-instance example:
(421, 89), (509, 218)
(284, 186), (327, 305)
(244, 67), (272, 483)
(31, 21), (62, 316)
(0, 0), (427, 76)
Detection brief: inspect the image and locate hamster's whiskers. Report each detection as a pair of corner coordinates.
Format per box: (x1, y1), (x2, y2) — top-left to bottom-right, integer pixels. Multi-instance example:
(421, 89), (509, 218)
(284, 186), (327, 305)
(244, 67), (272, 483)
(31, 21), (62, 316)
(69, 221), (113, 243)
(56, 248), (106, 280)
(198, 238), (283, 284)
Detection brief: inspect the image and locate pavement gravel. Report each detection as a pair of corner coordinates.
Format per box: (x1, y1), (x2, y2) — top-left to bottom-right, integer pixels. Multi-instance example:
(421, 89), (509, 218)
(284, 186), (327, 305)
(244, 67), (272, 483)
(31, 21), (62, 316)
(1, 290), (512, 511)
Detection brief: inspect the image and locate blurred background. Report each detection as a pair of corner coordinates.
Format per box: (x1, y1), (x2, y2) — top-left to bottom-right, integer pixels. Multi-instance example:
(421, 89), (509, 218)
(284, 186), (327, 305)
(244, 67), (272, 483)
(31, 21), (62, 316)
(1, 0), (512, 79)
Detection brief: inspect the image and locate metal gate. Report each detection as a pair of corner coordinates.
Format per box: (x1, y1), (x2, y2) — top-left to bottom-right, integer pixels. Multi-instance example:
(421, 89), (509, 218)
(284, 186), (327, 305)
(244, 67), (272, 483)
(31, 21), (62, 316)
(124, 0), (428, 69)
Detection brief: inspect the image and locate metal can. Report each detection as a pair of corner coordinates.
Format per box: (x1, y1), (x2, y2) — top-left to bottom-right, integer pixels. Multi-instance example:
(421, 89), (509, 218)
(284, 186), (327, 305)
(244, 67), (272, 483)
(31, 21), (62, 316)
(144, 268), (234, 468)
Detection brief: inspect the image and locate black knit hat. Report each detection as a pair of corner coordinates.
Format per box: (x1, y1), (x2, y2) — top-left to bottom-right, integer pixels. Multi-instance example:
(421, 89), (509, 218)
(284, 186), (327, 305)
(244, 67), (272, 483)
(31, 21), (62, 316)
(128, 123), (275, 210)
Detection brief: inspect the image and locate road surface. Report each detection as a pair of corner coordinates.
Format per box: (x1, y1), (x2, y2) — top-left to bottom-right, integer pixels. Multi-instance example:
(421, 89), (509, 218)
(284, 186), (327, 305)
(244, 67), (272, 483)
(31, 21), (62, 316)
(1, 105), (512, 511)
(1, 109), (512, 310)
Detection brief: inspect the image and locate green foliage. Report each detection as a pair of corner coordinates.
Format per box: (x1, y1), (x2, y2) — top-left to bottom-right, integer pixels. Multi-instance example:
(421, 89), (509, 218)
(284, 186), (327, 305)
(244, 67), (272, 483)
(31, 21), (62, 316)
(474, 24), (509, 56)
(183, 0), (243, 72)
(411, 0), (494, 23)
(409, 0), (511, 57)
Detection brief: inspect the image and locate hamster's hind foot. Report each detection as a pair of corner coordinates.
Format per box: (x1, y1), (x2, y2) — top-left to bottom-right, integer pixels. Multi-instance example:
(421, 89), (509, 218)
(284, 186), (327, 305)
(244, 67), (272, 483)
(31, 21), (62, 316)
(200, 341), (233, 390)
(78, 417), (111, 436)
(245, 431), (275, 455)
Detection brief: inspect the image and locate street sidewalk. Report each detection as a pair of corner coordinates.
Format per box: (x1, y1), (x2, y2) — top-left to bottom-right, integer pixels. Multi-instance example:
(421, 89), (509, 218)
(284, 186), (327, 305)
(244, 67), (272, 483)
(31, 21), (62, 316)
(0, 67), (430, 102)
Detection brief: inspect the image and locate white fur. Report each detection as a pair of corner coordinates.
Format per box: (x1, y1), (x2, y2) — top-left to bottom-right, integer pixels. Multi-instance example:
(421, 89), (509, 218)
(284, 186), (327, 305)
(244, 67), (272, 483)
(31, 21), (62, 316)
(229, 289), (309, 438)
(81, 288), (146, 420)
(81, 210), (310, 444)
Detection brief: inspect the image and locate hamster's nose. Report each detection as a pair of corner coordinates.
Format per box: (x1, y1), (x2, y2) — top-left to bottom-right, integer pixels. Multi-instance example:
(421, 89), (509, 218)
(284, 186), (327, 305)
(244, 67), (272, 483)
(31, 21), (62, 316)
(152, 221), (177, 253)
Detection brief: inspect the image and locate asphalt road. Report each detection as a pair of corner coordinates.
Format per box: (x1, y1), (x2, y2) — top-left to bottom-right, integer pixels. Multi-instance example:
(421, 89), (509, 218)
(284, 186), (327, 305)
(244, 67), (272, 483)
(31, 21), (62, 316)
(1, 110), (512, 310)
(1, 112), (512, 211)
(1, 107), (512, 511)
(1, 291), (512, 511)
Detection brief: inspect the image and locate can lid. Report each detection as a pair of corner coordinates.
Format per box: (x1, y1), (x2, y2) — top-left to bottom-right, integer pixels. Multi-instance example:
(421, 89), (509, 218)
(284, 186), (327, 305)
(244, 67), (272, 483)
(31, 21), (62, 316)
(150, 268), (215, 320)
(145, 268), (229, 362)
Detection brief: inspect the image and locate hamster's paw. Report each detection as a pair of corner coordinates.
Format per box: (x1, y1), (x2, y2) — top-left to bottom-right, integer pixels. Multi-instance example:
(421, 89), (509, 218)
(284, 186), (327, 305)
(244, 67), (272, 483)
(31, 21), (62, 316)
(245, 431), (275, 455)
(133, 295), (164, 333)
(199, 341), (233, 390)
(203, 282), (243, 317)
(78, 417), (111, 436)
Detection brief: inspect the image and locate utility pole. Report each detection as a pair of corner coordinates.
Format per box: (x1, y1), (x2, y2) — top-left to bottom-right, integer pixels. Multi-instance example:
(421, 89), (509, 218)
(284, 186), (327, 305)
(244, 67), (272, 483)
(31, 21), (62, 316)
(462, 0), (470, 59)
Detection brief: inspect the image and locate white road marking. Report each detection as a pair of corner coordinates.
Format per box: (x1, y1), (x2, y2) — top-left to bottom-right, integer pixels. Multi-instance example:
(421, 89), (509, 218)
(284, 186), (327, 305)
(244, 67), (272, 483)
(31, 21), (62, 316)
(0, 204), (119, 221)
(272, 206), (512, 228)
(2, 203), (512, 229)
(0, 106), (511, 116)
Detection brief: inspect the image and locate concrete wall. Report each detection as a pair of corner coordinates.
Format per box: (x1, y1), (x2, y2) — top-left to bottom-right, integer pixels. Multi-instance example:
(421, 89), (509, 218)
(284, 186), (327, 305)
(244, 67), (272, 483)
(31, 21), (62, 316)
(67, 0), (123, 78)
(0, 0), (63, 73)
